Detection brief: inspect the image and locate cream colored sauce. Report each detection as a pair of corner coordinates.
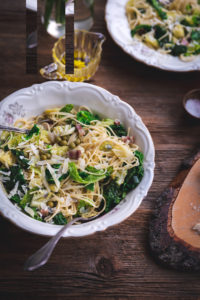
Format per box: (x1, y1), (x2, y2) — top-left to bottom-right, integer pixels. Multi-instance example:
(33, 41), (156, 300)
(172, 159), (200, 248)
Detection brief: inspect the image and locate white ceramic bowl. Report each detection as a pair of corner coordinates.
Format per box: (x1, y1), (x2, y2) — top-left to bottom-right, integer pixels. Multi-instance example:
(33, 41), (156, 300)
(0, 81), (155, 237)
(105, 0), (200, 72)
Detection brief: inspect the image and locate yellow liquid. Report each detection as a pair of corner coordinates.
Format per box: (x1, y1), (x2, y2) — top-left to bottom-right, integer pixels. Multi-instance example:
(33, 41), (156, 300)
(61, 50), (90, 69)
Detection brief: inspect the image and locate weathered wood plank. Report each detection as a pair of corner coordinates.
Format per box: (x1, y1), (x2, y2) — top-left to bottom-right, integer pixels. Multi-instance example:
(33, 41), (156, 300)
(0, 0), (200, 299)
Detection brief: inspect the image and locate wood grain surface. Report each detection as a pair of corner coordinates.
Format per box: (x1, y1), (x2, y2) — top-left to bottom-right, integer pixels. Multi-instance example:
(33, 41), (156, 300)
(0, 0), (200, 299)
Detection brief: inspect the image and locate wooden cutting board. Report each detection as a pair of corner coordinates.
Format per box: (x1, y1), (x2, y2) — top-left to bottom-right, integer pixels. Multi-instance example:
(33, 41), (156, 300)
(149, 148), (200, 271)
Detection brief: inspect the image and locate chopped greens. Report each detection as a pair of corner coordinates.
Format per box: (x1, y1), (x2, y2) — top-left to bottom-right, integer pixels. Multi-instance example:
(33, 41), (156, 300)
(109, 123), (127, 137)
(186, 4), (192, 13)
(154, 25), (169, 46)
(10, 194), (21, 204)
(86, 183), (95, 191)
(77, 110), (100, 125)
(147, 0), (167, 20)
(45, 168), (55, 184)
(52, 163), (61, 169)
(68, 162), (106, 184)
(181, 15), (200, 27)
(103, 150), (144, 213)
(26, 124), (40, 140)
(104, 181), (124, 212)
(4, 166), (26, 193)
(20, 190), (33, 209)
(11, 149), (29, 169)
(58, 172), (69, 181)
(171, 44), (187, 56)
(4, 145), (9, 151)
(122, 151), (144, 194)
(191, 30), (200, 41)
(76, 200), (87, 215)
(45, 164), (68, 184)
(53, 212), (68, 225)
(131, 24), (152, 36)
(31, 207), (43, 221)
(60, 104), (74, 113)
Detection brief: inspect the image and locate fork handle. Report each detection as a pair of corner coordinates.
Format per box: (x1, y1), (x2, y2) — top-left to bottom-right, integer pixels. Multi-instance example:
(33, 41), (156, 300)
(24, 217), (83, 271)
(0, 125), (29, 134)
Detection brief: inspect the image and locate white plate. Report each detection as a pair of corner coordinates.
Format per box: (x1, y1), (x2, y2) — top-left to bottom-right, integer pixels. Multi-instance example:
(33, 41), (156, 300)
(0, 81), (155, 237)
(105, 0), (200, 72)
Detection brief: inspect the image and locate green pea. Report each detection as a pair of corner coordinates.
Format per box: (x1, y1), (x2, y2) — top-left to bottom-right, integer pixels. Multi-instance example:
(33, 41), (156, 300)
(47, 153), (51, 159)
(76, 138), (81, 145)
(60, 140), (68, 146)
(47, 201), (54, 208)
(69, 142), (76, 149)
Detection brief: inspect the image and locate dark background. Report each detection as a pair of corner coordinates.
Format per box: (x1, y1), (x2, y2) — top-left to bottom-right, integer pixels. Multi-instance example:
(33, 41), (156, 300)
(0, 0), (200, 299)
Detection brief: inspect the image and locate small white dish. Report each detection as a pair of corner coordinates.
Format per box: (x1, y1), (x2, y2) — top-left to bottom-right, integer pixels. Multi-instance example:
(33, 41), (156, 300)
(0, 81), (155, 237)
(105, 0), (200, 72)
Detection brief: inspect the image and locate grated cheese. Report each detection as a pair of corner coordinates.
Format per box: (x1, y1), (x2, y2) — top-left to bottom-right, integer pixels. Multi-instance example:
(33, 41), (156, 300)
(62, 158), (69, 174)
(9, 181), (19, 198)
(46, 163), (60, 189)
(24, 205), (35, 218)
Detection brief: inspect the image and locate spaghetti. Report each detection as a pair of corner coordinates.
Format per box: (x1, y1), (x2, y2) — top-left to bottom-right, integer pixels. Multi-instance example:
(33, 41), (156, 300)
(0, 104), (144, 225)
(126, 0), (200, 60)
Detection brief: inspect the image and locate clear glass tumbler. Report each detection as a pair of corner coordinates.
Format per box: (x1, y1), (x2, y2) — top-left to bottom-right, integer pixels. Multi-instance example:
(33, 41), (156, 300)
(41, 0), (66, 38)
(75, 0), (94, 30)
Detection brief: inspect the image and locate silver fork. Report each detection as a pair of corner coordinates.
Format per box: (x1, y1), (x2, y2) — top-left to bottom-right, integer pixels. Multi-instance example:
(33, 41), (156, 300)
(24, 214), (101, 271)
(0, 125), (30, 134)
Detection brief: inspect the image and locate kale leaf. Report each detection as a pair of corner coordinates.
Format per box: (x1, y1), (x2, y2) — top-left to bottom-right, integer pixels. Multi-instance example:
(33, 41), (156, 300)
(10, 194), (21, 204)
(51, 164), (61, 169)
(147, 0), (167, 20)
(103, 180), (124, 213)
(131, 24), (152, 36)
(103, 150), (144, 213)
(77, 111), (100, 125)
(154, 25), (169, 46)
(181, 15), (200, 27)
(68, 162), (106, 184)
(60, 104), (74, 113)
(31, 207), (43, 221)
(45, 164), (68, 184)
(53, 212), (67, 225)
(135, 150), (144, 165)
(11, 149), (29, 169)
(109, 124), (127, 137)
(4, 145), (9, 151)
(191, 30), (200, 41)
(20, 193), (32, 209)
(154, 25), (167, 39)
(171, 44), (187, 56)
(58, 172), (69, 181)
(4, 166), (26, 193)
(45, 168), (55, 184)
(186, 4), (192, 13)
(26, 124), (40, 140)
(85, 183), (95, 191)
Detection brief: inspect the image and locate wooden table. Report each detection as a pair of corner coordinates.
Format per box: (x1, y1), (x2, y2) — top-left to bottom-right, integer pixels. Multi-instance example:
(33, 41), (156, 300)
(0, 1), (200, 299)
